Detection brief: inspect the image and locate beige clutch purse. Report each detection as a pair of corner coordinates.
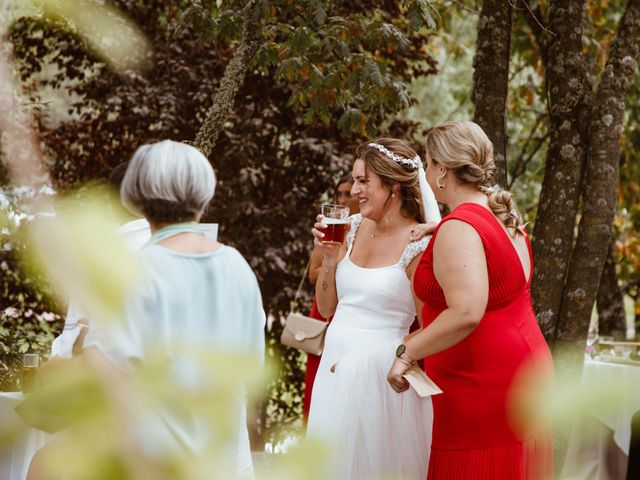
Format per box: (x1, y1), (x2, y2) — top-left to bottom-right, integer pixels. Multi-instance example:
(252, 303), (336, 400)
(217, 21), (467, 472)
(280, 312), (328, 356)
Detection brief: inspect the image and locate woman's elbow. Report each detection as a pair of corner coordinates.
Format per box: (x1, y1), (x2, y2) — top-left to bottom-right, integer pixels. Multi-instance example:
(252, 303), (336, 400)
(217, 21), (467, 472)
(318, 306), (335, 319)
(455, 308), (483, 332)
(317, 302), (335, 319)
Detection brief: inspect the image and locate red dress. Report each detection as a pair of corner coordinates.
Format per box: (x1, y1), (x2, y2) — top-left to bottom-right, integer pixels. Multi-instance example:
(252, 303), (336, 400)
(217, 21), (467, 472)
(414, 203), (554, 479)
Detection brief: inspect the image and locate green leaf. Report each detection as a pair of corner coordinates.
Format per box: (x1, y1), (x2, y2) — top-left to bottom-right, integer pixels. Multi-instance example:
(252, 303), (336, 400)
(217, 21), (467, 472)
(289, 27), (313, 56)
(361, 60), (385, 88)
(313, 2), (326, 26)
(303, 107), (316, 124)
(407, 0), (438, 30)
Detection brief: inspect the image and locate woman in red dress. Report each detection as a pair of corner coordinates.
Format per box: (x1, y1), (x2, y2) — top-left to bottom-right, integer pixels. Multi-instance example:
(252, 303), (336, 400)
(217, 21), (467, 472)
(387, 120), (554, 479)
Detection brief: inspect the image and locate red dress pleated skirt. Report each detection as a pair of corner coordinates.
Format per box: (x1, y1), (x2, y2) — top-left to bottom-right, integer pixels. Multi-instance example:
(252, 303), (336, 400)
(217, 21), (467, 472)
(428, 433), (553, 479)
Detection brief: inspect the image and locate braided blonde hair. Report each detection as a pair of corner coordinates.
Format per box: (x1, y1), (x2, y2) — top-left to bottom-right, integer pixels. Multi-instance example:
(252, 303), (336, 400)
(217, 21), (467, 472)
(424, 121), (524, 235)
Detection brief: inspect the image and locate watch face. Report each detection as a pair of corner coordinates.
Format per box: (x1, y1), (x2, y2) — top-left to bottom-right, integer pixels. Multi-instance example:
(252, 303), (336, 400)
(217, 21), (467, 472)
(396, 344), (406, 357)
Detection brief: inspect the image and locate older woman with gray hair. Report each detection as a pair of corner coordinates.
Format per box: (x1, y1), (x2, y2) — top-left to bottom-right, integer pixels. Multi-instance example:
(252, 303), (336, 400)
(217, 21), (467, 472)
(81, 140), (265, 478)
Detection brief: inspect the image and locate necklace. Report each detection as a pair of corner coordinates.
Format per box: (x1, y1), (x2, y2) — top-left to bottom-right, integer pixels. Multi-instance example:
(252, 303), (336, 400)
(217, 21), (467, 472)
(371, 225), (400, 238)
(371, 221), (415, 238)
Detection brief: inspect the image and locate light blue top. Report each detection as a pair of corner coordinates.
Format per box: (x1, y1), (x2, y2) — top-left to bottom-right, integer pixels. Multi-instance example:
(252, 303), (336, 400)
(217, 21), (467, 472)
(84, 243), (265, 465)
(86, 244), (265, 367)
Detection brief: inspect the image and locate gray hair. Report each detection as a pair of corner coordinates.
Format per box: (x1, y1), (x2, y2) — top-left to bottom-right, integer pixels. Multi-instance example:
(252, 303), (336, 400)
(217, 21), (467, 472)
(121, 140), (216, 224)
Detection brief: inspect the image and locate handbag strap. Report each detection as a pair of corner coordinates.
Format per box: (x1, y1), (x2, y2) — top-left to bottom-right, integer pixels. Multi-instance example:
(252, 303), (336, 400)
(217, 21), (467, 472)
(291, 259), (311, 312)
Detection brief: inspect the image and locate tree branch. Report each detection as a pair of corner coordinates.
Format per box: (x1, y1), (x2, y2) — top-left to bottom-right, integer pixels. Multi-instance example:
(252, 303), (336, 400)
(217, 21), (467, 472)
(623, 275), (640, 294)
(516, 0), (553, 66)
(193, 8), (261, 157)
(508, 130), (549, 188)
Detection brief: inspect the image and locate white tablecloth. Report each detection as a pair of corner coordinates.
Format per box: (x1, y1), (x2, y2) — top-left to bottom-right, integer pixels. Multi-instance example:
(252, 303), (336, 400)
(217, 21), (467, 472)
(561, 359), (640, 479)
(0, 392), (47, 480)
(582, 360), (640, 456)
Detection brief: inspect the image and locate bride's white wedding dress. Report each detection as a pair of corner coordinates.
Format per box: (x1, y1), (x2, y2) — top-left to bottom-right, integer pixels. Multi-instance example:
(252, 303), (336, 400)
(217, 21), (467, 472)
(307, 214), (433, 480)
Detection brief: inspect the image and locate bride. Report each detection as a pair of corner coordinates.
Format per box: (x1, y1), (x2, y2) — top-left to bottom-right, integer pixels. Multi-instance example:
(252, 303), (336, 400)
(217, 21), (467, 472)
(307, 138), (441, 479)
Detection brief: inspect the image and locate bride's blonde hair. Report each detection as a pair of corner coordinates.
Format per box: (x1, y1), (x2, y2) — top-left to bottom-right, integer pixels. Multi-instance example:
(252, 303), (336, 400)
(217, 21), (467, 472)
(424, 121), (524, 234)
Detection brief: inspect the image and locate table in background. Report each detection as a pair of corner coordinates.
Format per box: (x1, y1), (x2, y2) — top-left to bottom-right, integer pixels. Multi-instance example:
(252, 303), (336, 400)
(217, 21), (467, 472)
(0, 392), (47, 480)
(561, 359), (640, 479)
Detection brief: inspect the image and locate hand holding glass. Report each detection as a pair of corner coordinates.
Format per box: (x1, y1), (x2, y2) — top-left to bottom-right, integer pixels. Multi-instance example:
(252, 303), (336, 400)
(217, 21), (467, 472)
(321, 204), (350, 244)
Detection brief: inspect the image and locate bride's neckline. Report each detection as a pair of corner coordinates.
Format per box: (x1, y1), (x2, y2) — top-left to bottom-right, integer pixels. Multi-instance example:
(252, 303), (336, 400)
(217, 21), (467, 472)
(346, 214), (412, 270)
(346, 249), (402, 270)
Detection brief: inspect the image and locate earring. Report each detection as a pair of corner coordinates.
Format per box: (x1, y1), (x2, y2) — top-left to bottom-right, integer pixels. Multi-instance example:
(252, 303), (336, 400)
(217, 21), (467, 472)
(436, 180), (445, 190)
(391, 192), (396, 198)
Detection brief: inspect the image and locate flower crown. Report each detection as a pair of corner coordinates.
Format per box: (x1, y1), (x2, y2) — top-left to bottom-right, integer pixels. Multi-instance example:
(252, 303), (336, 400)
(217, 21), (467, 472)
(368, 143), (422, 170)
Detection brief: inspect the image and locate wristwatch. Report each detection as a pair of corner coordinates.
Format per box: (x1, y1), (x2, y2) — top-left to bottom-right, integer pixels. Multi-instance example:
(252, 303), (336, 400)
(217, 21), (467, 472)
(395, 344), (416, 365)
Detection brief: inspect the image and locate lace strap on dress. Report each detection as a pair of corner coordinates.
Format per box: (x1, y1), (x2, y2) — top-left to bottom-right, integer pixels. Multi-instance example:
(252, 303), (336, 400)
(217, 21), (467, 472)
(398, 235), (430, 270)
(345, 214), (363, 250)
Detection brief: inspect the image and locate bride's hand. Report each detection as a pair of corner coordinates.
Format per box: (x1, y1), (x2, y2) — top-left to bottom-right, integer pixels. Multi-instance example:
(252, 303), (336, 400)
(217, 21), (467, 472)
(410, 222), (438, 241)
(312, 214), (343, 264)
(387, 357), (411, 393)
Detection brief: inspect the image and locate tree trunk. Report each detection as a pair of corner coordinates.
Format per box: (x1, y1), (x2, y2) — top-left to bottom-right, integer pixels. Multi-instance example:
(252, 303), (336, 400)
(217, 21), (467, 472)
(596, 241), (627, 338)
(555, 0), (640, 348)
(530, 0), (592, 342)
(193, 12), (261, 157)
(472, 0), (512, 187)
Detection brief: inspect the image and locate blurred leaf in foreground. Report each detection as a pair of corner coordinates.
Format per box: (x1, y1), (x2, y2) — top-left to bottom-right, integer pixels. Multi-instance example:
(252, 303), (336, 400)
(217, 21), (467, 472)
(26, 187), (141, 324)
(37, 0), (152, 74)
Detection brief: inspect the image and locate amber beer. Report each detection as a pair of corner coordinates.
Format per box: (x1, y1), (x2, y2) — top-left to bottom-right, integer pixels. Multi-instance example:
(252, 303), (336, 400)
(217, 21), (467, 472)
(322, 203), (350, 244)
(323, 218), (348, 244)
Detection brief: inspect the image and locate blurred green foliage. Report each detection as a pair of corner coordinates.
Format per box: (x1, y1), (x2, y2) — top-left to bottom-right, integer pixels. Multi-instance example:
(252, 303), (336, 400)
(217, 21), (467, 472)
(0, 187), (60, 390)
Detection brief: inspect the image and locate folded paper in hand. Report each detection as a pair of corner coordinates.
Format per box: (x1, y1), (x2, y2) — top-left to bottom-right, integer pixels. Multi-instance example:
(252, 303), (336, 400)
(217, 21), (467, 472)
(403, 365), (443, 397)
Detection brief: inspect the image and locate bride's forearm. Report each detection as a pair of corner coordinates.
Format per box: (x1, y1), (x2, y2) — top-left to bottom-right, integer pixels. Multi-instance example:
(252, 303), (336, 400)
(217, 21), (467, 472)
(315, 261), (338, 318)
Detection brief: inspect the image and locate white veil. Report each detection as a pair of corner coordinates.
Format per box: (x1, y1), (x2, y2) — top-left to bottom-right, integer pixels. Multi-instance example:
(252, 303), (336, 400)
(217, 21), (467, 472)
(418, 164), (441, 223)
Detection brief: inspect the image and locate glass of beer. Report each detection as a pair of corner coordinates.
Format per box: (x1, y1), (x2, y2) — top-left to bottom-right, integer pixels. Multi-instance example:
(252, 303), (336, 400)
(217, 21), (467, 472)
(321, 204), (350, 244)
(22, 353), (39, 393)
